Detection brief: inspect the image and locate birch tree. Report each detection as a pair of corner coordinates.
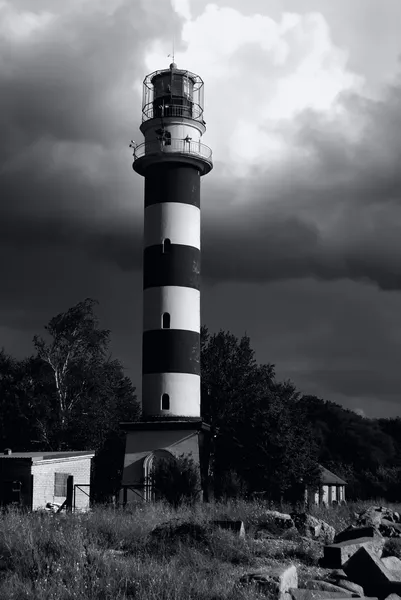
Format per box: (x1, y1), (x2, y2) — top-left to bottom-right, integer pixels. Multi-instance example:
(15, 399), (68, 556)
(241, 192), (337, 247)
(33, 298), (111, 448)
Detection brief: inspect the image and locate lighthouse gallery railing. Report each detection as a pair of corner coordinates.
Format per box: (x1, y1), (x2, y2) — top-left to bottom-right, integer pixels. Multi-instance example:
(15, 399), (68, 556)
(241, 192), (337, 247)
(133, 138), (213, 163)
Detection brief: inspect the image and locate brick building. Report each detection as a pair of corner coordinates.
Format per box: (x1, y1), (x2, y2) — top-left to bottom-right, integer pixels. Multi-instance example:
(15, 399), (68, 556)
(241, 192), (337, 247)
(0, 449), (94, 511)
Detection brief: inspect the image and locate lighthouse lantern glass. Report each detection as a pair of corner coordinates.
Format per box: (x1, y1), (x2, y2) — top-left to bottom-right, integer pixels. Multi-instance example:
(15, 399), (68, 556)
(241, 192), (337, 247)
(141, 68), (204, 122)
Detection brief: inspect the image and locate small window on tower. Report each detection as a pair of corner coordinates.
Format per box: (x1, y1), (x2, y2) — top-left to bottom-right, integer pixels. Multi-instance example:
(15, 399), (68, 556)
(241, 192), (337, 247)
(162, 312), (170, 329)
(161, 393), (170, 410)
(163, 238), (171, 253)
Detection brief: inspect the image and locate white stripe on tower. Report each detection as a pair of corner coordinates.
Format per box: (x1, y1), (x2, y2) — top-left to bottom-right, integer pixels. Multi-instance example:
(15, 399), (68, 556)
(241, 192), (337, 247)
(144, 203), (200, 249)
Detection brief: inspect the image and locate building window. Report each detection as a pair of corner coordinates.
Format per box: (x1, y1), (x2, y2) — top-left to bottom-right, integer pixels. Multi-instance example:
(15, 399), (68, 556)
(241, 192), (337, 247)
(161, 393), (170, 410)
(54, 473), (69, 497)
(162, 312), (170, 329)
(163, 238), (171, 253)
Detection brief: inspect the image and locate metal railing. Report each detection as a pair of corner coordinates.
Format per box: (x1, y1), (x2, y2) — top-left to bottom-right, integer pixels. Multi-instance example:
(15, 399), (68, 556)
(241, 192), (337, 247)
(133, 138), (212, 163)
(142, 102), (204, 122)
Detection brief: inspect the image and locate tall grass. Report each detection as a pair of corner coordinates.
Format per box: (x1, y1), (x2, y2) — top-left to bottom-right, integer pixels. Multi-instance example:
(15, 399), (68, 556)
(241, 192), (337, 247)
(0, 500), (400, 600)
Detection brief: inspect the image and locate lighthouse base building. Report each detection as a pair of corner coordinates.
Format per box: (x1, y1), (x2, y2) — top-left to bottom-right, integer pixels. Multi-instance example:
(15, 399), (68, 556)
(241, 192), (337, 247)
(120, 63), (213, 503)
(121, 420), (211, 502)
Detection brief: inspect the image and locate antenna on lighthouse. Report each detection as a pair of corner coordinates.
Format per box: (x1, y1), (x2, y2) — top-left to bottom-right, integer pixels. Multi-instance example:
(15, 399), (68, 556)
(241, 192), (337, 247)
(167, 35), (175, 67)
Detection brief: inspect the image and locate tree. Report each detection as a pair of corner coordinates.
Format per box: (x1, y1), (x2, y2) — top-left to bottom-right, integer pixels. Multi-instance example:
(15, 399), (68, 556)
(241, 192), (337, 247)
(298, 395), (399, 500)
(200, 327), (320, 502)
(31, 298), (140, 451)
(33, 299), (109, 435)
(0, 350), (53, 450)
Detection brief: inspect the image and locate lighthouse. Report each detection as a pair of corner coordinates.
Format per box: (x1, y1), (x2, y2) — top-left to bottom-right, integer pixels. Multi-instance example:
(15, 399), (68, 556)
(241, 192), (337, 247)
(121, 63), (213, 502)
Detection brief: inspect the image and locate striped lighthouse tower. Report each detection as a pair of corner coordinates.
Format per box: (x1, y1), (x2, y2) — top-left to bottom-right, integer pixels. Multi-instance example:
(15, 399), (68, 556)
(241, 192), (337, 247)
(133, 63), (213, 419)
(121, 63), (213, 503)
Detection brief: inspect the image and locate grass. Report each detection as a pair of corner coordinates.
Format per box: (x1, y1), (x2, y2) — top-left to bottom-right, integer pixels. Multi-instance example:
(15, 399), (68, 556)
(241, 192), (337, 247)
(0, 500), (400, 600)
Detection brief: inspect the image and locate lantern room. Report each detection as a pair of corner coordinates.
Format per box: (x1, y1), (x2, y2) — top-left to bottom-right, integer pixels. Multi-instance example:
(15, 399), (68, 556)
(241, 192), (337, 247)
(141, 63), (205, 122)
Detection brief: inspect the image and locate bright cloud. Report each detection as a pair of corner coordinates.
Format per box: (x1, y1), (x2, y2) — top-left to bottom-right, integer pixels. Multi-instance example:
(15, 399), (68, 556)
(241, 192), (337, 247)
(171, 0), (191, 21)
(0, 2), (54, 40)
(148, 3), (366, 177)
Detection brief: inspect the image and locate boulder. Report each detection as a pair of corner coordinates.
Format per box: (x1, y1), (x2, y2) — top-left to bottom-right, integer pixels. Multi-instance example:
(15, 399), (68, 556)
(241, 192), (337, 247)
(150, 519), (210, 543)
(380, 521), (401, 539)
(381, 557), (401, 571)
(328, 570), (348, 579)
(261, 510), (295, 531)
(356, 507), (401, 531)
(324, 578), (365, 596)
(323, 536), (386, 568)
(384, 595), (401, 600)
(335, 526), (382, 544)
(240, 564), (298, 600)
(355, 507), (385, 528)
(290, 591), (368, 600)
(305, 580), (357, 595)
(292, 513), (335, 544)
(334, 580), (364, 596)
(343, 546), (401, 598)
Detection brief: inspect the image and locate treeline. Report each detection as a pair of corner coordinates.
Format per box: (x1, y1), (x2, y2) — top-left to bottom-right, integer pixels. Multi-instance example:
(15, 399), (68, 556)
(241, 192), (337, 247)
(0, 298), (400, 503)
(201, 326), (401, 502)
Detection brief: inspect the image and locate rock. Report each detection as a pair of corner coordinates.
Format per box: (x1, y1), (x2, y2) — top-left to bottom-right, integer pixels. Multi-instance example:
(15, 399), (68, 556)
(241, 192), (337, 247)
(356, 507), (401, 531)
(385, 595), (401, 600)
(326, 579), (365, 596)
(382, 557), (401, 571)
(292, 513), (335, 544)
(261, 510), (295, 532)
(150, 519), (210, 543)
(240, 564), (298, 600)
(328, 570), (348, 579)
(290, 591), (367, 600)
(211, 520), (245, 538)
(305, 580), (356, 595)
(355, 507), (385, 528)
(323, 536), (386, 568)
(335, 526), (382, 544)
(344, 546), (401, 598)
(380, 521), (401, 539)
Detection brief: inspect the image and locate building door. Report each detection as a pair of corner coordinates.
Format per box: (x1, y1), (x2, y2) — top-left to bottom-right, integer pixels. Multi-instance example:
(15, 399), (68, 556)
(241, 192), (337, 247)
(0, 480), (22, 507)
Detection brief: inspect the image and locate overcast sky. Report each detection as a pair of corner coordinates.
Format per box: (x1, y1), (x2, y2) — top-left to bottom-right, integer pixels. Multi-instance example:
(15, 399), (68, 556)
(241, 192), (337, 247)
(1, 0), (401, 418)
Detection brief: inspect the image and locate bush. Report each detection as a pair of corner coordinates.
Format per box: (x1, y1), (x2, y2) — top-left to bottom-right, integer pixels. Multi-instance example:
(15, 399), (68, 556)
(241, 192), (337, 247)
(148, 453), (201, 508)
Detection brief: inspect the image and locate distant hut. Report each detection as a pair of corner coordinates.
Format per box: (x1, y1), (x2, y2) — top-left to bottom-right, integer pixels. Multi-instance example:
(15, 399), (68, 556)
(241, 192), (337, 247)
(306, 464), (347, 506)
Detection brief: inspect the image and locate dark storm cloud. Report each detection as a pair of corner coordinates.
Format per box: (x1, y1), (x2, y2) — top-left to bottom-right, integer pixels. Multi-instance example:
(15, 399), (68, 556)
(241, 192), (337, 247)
(198, 80), (401, 291)
(0, 0), (177, 329)
(67, 76), (401, 293)
(1, 0), (401, 310)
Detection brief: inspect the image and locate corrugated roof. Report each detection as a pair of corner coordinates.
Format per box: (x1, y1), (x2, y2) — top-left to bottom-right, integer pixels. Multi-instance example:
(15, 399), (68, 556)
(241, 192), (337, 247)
(0, 451), (94, 461)
(319, 465), (347, 485)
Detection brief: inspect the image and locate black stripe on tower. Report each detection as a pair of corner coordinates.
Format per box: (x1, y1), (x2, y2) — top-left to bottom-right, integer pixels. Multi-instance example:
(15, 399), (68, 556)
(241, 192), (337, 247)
(143, 244), (200, 290)
(145, 164), (200, 208)
(142, 330), (200, 375)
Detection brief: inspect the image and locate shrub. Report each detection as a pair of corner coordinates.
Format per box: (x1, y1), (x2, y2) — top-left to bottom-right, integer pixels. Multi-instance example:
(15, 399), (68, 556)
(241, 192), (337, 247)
(148, 453), (201, 508)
